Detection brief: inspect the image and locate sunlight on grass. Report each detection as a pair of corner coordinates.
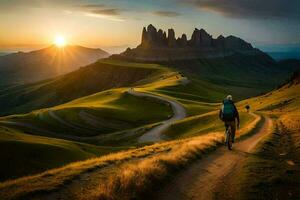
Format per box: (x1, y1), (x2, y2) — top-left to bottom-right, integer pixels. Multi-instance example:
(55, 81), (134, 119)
(0, 113), (262, 200)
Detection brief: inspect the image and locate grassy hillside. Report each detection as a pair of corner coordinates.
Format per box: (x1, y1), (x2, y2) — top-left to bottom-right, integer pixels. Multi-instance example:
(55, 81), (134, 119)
(161, 111), (255, 139)
(232, 73), (300, 199)
(0, 88), (174, 181)
(278, 59), (300, 72)
(0, 57), (270, 183)
(0, 126), (124, 182)
(0, 59), (170, 116)
(0, 57), (293, 187)
(161, 54), (293, 100)
(0, 88), (172, 143)
(0, 59), (230, 182)
(238, 72), (300, 113)
(1, 54), (294, 116)
(0, 112), (262, 200)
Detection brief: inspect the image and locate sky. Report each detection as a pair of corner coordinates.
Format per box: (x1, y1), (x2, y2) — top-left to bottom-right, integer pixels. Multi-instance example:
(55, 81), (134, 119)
(0, 0), (300, 53)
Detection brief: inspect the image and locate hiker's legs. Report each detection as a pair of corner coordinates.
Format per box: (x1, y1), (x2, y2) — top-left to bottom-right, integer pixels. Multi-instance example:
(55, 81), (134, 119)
(224, 122), (230, 143)
(229, 121), (236, 142)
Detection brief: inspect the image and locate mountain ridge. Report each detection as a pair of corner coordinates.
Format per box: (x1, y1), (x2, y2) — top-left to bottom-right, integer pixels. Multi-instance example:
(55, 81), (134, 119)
(0, 45), (109, 86)
(114, 24), (265, 61)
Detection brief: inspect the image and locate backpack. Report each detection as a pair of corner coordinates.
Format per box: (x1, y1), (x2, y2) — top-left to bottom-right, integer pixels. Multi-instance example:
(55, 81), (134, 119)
(221, 100), (236, 120)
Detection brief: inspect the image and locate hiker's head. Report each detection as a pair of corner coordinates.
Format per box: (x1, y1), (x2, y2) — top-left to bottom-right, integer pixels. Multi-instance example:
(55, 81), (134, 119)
(226, 95), (233, 101)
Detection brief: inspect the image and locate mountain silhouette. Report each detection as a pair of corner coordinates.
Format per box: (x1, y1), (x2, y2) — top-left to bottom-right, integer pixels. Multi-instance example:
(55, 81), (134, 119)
(0, 45), (109, 85)
(114, 24), (265, 61)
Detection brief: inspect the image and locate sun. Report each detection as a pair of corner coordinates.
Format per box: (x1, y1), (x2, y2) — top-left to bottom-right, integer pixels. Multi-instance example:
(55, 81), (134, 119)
(54, 35), (66, 47)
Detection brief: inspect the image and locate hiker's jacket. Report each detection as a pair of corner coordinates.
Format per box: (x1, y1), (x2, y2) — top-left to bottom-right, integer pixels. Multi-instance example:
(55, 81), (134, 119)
(219, 100), (240, 123)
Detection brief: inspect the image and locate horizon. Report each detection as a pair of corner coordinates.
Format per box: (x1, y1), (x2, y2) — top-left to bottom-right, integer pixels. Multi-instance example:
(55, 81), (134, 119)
(1, 28), (300, 55)
(1, 0), (300, 53)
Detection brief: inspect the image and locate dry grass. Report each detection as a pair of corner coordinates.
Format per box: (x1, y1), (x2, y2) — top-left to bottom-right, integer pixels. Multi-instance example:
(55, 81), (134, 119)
(0, 113), (261, 200)
(92, 114), (262, 200)
(279, 110), (300, 133)
(235, 119), (300, 200)
(0, 144), (173, 200)
(96, 133), (222, 200)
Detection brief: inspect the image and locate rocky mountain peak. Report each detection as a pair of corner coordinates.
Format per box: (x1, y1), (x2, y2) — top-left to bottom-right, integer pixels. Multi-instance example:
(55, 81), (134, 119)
(140, 24), (250, 50)
(121, 24), (258, 61)
(168, 29), (176, 47)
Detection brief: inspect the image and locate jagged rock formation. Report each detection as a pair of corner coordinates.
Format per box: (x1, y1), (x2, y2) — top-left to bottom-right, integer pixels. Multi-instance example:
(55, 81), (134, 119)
(140, 25), (253, 50)
(115, 24), (262, 61)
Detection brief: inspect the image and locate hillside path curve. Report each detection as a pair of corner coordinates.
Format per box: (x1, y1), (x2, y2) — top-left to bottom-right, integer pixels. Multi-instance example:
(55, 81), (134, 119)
(128, 89), (186, 143)
(155, 115), (273, 200)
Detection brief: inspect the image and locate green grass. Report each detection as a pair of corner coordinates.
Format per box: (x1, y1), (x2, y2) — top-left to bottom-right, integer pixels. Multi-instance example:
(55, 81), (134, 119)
(161, 55), (292, 100)
(162, 111), (256, 139)
(0, 126), (125, 182)
(177, 99), (219, 116)
(1, 88), (172, 139)
(0, 133), (224, 200)
(0, 59), (170, 116)
(0, 87), (174, 182)
(0, 112), (263, 200)
(152, 78), (228, 103)
(238, 73), (300, 114)
(0, 56), (293, 187)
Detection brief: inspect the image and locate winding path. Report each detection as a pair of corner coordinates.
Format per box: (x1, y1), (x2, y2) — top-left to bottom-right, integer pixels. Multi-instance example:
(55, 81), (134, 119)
(155, 115), (273, 200)
(1, 89), (186, 144)
(128, 89), (186, 143)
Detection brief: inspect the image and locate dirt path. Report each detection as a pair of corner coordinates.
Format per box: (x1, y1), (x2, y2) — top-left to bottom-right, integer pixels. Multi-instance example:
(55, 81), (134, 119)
(128, 90), (186, 143)
(156, 115), (273, 200)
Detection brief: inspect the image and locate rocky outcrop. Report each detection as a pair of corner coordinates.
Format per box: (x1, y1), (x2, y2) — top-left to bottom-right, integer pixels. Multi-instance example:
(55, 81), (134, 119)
(168, 29), (177, 47)
(139, 24), (252, 51)
(117, 24), (259, 61)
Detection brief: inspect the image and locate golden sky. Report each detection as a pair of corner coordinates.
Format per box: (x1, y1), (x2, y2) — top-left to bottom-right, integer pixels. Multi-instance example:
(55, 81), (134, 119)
(0, 0), (299, 52)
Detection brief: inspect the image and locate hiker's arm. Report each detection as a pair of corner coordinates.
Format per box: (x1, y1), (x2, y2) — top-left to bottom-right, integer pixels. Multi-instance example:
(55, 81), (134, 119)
(219, 109), (223, 121)
(234, 105), (240, 127)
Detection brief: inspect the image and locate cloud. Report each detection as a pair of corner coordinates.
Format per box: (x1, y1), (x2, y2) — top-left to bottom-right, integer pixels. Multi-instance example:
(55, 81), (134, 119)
(153, 10), (181, 17)
(186, 0), (300, 20)
(76, 4), (125, 21)
(89, 8), (121, 17)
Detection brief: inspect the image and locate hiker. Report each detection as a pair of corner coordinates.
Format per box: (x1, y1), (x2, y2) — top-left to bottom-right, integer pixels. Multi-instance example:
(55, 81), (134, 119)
(245, 105), (250, 113)
(219, 95), (240, 143)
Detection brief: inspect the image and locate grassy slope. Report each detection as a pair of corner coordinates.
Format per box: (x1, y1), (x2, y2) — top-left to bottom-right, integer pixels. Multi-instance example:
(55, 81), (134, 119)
(0, 52), (288, 200)
(0, 59), (168, 116)
(0, 88), (172, 140)
(238, 73), (300, 114)
(0, 57), (260, 186)
(2, 54), (283, 116)
(0, 126), (124, 182)
(0, 56), (290, 188)
(162, 111), (255, 139)
(0, 87), (173, 181)
(0, 59), (231, 182)
(236, 123), (300, 200)
(161, 54), (292, 100)
(234, 74), (300, 199)
(0, 112), (262, 200)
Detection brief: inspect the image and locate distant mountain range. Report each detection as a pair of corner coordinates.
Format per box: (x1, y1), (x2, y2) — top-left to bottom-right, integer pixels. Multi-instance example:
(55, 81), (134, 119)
(0, 45), (109, 86)
(257, 44), (300, 61)
(266, 51), (300, 61)
(114, 24), (267, 61)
